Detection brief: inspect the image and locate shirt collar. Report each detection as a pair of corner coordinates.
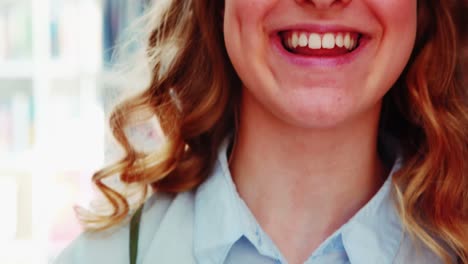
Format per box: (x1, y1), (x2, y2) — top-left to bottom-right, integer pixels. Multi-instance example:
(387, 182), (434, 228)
(193, 138), (245, 263)
(193, 137), (405, 264)
(340, 157), (404, 264)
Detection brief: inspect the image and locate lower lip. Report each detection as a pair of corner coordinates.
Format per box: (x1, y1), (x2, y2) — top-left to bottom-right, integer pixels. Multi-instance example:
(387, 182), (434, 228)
(270, 34), (370, 67)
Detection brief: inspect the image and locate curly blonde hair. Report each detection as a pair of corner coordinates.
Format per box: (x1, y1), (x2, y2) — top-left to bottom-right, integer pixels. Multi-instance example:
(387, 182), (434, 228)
(79, 0), (468, 262)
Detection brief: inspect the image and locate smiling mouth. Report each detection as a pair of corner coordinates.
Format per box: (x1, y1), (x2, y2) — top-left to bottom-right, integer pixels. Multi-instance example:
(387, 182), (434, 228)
(279, 31), (362, 57)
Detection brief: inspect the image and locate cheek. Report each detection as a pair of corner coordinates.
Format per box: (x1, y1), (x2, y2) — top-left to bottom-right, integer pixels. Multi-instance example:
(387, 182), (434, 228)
(223, 0), (277, 85)
(367, 0), (418, 35)
(224, 0), (273, 30)
(366, 0), (417, 89)
(223, 1), (260, 61)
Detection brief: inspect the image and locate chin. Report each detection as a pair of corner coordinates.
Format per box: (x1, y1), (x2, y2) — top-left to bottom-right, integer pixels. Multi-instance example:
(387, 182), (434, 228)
(287, 92), (342, 120)
(275, 103), (355, 130)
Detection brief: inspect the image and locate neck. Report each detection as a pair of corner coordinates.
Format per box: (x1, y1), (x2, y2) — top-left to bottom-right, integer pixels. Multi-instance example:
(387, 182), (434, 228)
(229, 92), (387, 263)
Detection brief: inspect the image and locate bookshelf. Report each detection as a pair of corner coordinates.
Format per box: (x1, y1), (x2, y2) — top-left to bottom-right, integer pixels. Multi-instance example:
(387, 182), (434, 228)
(0, 61), (33, 79)
(1, 0), (151, 262)
(0, 0), (105, 263)
(0, 13), (35, 257)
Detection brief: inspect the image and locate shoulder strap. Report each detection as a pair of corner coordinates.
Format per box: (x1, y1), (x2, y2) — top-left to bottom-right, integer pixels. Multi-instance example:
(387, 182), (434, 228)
(129, 206), (144, 264)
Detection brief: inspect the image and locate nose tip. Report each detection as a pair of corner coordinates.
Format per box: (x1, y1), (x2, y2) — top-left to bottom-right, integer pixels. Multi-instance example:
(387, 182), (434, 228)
(299, 0), (352, 9)
(313, 0), (337, 8)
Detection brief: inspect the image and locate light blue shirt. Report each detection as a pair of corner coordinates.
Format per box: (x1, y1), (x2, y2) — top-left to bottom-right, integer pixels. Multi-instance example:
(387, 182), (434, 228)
(54, 138), (448, 264)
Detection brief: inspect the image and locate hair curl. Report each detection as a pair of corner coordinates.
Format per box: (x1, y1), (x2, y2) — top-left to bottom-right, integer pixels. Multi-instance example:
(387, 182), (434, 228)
(79, 0), (468, 262)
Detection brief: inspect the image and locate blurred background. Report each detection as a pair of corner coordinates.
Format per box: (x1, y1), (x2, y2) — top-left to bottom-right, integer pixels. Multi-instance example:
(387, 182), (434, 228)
(0, 0), (466, 264)
(0, 0), (151, 263)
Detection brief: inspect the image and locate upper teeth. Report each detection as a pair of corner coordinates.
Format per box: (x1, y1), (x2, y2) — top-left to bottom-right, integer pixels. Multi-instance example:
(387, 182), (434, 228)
(286, 32), (359, 51)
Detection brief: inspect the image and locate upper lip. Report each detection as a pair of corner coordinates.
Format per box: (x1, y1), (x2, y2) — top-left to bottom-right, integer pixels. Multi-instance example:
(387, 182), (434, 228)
(274, 24), (369, 36)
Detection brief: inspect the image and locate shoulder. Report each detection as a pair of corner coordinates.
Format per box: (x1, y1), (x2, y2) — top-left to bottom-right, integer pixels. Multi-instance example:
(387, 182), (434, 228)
(52, 211), (135, 264)
(53, 191), (196, 264)
(394, 231), (457, 264)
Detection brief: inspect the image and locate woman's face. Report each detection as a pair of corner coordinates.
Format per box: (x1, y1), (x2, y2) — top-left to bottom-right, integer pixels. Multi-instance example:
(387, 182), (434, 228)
(223, 0), (417, 128)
